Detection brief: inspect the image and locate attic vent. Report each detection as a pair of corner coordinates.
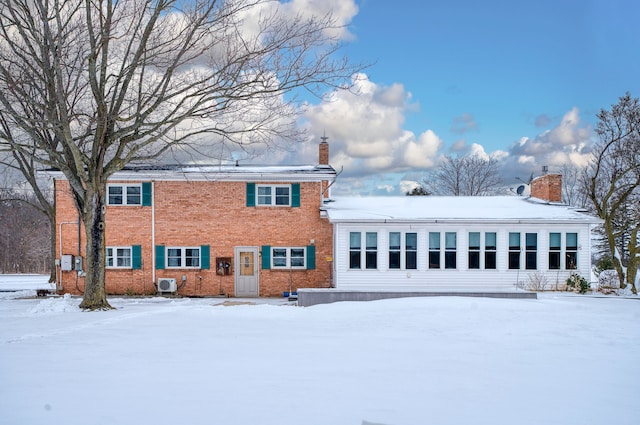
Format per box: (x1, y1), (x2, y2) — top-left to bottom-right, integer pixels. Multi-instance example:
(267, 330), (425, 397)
(157, 278), (177, 293)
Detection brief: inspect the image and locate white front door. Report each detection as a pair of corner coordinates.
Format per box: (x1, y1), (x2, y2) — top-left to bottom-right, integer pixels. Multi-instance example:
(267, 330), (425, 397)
(235, 247), (259, 297)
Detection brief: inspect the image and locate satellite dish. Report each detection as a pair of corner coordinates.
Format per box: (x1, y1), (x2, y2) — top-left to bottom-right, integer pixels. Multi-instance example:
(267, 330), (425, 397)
(516, 185), (525, 196)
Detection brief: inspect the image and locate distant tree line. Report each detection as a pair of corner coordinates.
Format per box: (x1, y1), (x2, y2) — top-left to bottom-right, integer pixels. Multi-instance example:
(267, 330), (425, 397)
(0, 189), (50, 274)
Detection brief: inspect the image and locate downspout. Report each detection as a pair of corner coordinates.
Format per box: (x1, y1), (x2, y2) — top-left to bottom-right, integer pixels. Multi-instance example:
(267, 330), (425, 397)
(151, 181), (156, 285)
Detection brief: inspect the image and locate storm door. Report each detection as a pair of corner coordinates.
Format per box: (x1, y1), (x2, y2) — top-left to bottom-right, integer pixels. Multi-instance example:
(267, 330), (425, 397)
(235, 247), (259, 297)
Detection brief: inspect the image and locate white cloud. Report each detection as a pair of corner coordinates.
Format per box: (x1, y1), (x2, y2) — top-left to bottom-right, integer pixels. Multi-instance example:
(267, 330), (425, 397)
(304, 74), (444, 176)
(404, 130), (444, 168)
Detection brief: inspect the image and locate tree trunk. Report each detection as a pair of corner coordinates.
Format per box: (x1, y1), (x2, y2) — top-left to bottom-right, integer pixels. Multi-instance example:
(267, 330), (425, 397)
(626, 227), (639, 295)
(78, 189), (113, 310)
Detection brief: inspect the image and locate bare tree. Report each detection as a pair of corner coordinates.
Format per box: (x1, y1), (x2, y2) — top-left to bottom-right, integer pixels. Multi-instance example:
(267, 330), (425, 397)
(423, 154), (502, 196)
(585, 92), (640, 294)
(559, 163), (589, 207)
(0, 0), (360, 309)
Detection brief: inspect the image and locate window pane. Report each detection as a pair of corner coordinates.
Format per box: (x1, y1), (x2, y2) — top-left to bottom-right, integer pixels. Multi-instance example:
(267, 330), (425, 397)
(445, 232), (456, 250)
(485, 252), (497, 269)
(117, 248), (131, 267)
(275, 187), (290, 205)
(106, 248), (114, 267)
(508, 252), (520, 269)
(406, 233), (417, 251)
(365, 251), (377, 269)
(257, 186), (271, 205)
(469, 251), (480, 269)
(366, 232), (377, 250)
(509, 232), (520, 249)
(429, 232), (440, 249)
(389, 251), (401, 269)
(185, 248), (200, 267)
(291, 248), (305, 267)
(445, 251), (456, 269)
(485, 232), (497, 250)
(549, 232), (561, 250)
(566, 252), (577, 269)
(469, 232), (480, 250)
(526, 233), (537, 250)
(349, 232), (361, 249)
(273, 248), (287, 267)
(429, 252), (440, 269)
(525, 252), (537, 270)
(126, 186), (141, 205)
(167, 248), (181, 267)
(549, 252), (561, 269)
(406, 252), (417, 270)
(108, 186), (123, 205)
(389, 232), (401, 250)
(349, 251), (361, 269)
(566, 233), (578, 250)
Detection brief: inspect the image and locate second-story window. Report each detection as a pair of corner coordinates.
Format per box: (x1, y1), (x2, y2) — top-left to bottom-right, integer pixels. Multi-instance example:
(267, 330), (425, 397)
(108, 184), (142, 205)
(257, 185), (291, 206)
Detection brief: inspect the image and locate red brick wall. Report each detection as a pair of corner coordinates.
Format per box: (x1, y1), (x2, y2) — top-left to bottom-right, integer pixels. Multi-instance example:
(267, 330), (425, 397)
(55, 179), (333, 297)
(530, 174), (562, 203)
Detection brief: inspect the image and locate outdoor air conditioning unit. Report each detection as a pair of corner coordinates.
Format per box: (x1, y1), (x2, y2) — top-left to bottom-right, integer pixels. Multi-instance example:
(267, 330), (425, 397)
(157, 278), (177, 293)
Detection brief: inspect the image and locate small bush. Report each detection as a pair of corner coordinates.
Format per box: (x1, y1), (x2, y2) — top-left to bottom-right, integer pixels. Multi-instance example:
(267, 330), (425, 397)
(525, 271), (549, 291)
(566, 273), (590, 294)
(594, 256), (614, 277)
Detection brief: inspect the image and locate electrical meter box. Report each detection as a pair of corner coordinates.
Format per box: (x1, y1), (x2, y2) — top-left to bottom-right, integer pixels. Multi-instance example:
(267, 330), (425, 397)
(74, 256), (83, 272)
(61, 255), (74, 271)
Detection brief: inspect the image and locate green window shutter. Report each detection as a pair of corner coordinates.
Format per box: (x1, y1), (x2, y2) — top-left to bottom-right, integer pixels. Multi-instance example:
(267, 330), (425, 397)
(261, 245), (271, 270)
(201, 245), (210, 270)
(142, 182), (152, 206)
(132, 245), (142, 269)
(306, 245), (316, 270)
(291, 183), (300, 207)
(155, 245), (165, 270)
(246, 183), (256, 207)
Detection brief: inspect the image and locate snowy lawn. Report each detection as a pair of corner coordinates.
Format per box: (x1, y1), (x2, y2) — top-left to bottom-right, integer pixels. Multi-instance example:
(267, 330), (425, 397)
(1, 275), (638, 425)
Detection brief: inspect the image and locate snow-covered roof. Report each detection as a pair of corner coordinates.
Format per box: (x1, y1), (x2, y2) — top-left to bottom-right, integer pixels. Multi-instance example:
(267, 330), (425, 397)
(323, 196), (601, 224)
(41, 164), (336, 182)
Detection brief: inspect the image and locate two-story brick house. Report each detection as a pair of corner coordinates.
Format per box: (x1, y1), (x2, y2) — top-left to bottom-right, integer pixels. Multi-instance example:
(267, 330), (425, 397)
(50, 142), (335, 297)
(49, 141), (601, 297)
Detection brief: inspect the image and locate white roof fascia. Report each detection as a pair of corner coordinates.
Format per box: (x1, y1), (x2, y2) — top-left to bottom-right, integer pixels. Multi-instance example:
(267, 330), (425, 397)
(41, 167), (336, 183)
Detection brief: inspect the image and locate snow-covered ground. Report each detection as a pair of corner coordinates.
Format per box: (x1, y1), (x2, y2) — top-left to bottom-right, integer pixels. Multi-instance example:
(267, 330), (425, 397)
(1, 275), (638, 425)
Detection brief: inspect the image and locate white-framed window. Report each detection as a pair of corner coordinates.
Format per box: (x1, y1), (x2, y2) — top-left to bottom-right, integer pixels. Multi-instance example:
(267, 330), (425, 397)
(469, 232), (497, 270)
(107, 184), (142, 205)
(525, 233), (537, 270)
(106, 247), (131, 268)
(257, 185), (291, 206)
(389, 232), (417, 270)
(271, 247), (306, 269)
(549, 232), (578, 270)
(508, 232), (521, 270)
(485, 232), (497, 269)
(166, 247), (200, 268)
(429, 232), (440, 269)
(549, 232), (562, 270)
(444, 232), (457, 269)
(349, 232), (378, 270)
(566, 233), (578, 270)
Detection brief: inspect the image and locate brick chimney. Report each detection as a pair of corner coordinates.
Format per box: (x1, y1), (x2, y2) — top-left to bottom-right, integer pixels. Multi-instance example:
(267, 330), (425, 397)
(530, 173), (562, 202)
(319, 140), (329, 166)
(318, 138), (331, 200)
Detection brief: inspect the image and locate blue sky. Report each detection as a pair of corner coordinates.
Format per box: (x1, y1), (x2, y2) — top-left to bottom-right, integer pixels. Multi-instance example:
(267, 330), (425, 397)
(271, 1), (640, 195)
